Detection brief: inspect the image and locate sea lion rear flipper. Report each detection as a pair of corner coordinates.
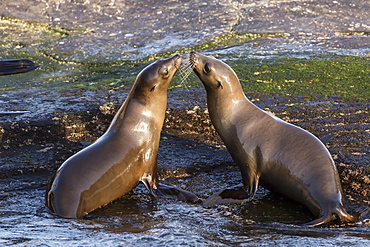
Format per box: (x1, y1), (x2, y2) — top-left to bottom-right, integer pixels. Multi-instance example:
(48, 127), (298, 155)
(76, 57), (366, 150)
(154, 183), (199, 203)
(302, 205), (361, 227)
(203, 184), (252, 208)
(301, 215), (332, 227)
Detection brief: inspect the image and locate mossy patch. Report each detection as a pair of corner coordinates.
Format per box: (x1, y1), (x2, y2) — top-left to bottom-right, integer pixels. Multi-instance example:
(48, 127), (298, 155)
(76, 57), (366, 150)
(172, 54), (370, 102)
(227, 55), (370, 101)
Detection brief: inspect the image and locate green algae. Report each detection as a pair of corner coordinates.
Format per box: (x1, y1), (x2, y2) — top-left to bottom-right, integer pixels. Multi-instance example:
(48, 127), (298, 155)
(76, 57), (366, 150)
(0, 16), (368, 101)
(2, 52), (369, 102)
(144, 32), (289, 61)
(228, 55), (370, 101)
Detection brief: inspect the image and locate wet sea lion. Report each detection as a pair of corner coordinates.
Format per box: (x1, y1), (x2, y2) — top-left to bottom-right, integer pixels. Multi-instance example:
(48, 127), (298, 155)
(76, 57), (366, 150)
(0, 59), (38, 75)
(46, 54), (198, 218)
(189, 51), (356, 226)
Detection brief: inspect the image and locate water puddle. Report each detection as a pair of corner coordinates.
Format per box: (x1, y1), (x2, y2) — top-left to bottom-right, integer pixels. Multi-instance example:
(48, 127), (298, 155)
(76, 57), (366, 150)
(1, 168), (369, 246)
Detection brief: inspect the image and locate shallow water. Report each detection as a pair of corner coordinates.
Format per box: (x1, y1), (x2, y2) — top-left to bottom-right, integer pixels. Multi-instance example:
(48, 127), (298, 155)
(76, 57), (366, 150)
(1, 162), (369, 246)
(0, 131), (369, 246)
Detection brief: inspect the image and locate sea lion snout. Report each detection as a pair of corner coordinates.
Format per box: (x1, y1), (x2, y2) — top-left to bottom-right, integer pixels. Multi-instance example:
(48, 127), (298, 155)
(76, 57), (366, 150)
(172, 54), (182, 69)
(163, 53), (182, 68)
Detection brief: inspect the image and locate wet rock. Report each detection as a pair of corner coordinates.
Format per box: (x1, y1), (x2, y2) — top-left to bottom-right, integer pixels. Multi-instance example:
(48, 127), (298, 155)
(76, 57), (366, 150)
(235, 0), (370, 35)
(0, 0), (239, 61)
(0, 87), (368, 208)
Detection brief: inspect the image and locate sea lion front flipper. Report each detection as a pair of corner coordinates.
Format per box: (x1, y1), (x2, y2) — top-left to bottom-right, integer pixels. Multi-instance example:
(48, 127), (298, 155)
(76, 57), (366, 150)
(203, 184), (252, 208)
(301, 214), (333, 227)
(153, 183), (199, 203)
(140, 169), (198, 202)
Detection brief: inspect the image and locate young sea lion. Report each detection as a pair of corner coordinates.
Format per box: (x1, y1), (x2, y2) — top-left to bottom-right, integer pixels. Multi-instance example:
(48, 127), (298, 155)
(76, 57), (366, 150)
(46, 54), (198, 218)
(190, 51), (357, 226)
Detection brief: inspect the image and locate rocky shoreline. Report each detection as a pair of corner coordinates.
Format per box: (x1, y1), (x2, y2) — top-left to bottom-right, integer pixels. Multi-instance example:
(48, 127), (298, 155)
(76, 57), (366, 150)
(1, 87), (368, 211)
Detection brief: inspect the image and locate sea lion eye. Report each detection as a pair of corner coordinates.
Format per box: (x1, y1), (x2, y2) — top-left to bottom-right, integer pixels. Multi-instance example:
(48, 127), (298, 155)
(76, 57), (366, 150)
(204, 63), (213, 74)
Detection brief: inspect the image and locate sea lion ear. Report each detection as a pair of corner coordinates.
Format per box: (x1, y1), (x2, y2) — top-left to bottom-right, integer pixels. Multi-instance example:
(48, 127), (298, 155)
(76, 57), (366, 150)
(150, 85), (157, 92)
(217, 80), (223, 89)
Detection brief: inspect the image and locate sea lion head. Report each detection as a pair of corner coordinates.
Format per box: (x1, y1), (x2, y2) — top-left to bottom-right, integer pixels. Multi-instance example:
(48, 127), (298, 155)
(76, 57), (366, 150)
(189, 51), (242, 95)
(133, 54), (182, 99)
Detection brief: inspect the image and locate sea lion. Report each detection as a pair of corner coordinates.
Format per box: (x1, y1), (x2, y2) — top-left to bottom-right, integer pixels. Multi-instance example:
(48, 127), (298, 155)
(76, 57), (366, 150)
(46, 54), (198, 219)
(0, 59), (38, 75)
(189, 51), (357, 227)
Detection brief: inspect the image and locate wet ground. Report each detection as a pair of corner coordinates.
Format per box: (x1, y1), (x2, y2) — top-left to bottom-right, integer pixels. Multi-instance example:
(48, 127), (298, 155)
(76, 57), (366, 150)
(0, 87), (369, 246)
(1, 0), (370, 62)
(1, 0), (370, 246)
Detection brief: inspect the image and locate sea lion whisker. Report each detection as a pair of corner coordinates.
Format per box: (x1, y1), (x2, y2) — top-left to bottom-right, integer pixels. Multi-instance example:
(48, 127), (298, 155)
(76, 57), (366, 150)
(180, 60), (192, 70)
(179, 67), (193, 78)
(178, 69), (193, 87)
(181, 63), (193, 72)
(177, 63), (193, 83)
(179, 63), (191, 71)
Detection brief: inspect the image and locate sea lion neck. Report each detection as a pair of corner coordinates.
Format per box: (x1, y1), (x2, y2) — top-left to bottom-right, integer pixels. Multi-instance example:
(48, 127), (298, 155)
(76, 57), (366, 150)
(207, 93), (254, 144)
(205, 75), (246, 103)
(205, 78), (252, 125)
(108, 93), (167, 133)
